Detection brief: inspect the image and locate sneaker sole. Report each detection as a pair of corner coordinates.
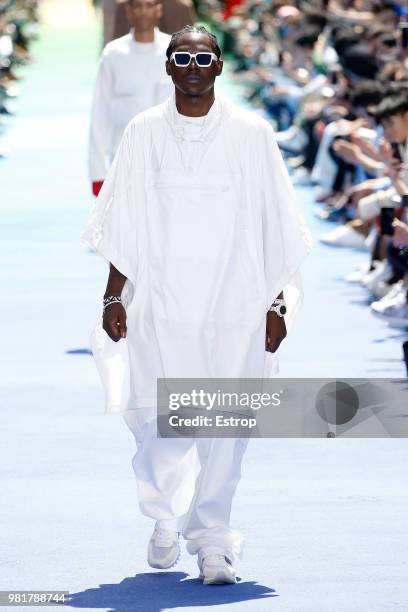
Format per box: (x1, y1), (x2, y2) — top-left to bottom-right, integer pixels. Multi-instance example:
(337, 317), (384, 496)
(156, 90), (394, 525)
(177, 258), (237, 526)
(199, 570), (237, 585)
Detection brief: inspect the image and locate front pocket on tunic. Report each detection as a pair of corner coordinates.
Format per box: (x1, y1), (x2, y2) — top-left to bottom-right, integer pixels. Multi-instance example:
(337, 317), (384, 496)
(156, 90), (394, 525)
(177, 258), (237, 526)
(147, 170), (264, 324)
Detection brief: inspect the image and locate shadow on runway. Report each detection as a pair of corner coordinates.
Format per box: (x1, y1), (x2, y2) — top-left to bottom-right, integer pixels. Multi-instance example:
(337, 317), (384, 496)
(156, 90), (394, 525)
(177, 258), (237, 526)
(367, 357), (404, 362)
(67, 571), (277, 611)
(348, 297), (376, 307)
(65, 348), (93, 355)
(373, 332), (408, 343)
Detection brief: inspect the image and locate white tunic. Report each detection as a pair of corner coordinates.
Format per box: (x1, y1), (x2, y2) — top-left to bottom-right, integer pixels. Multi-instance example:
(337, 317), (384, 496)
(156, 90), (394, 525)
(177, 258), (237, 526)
(82, 92), (314, 411)
(88, 27), (171, 181)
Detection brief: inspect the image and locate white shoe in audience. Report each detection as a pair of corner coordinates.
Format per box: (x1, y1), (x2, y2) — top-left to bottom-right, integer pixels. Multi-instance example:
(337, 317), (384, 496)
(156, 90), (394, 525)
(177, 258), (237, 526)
(371, 280), (396, 299)
(319, 225), (367, 249)
(372, 280), (404, 304)
(361, 260), (393, 293)
(276, 126), (308, 152)
(371, 283), (408, 328)
(291, 167), (311, 185)
(344, 261), (377, 283)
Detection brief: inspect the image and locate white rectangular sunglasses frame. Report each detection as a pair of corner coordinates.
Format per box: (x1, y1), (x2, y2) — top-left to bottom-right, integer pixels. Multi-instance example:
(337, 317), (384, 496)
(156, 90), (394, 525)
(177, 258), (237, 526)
(169, 51), (219, 67)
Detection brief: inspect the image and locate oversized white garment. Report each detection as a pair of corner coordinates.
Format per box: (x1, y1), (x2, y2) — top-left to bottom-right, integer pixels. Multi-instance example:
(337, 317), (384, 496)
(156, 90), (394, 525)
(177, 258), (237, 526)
(88, 27), (171, 182)
(81, 91), (314, 411)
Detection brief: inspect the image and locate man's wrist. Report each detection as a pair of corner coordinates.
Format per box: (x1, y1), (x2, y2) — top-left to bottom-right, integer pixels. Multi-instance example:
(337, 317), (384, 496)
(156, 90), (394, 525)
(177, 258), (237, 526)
(268, 298), (287, 317)
(103, 295), (122, 311)
(103, 291), (122, 299)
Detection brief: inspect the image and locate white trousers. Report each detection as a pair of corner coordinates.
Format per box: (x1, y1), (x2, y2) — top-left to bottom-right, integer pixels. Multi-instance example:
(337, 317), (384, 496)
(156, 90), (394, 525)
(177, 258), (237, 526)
(123, 407), (249, 566)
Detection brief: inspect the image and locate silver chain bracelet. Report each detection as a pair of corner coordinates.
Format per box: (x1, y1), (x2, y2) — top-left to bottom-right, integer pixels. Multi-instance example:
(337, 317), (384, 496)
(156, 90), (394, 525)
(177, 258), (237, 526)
(103, 295), (122, 312)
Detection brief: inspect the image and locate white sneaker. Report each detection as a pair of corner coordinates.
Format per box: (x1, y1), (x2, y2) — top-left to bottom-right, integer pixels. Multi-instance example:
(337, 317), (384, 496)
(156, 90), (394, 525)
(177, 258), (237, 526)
(377, 280), (406, 304)
(275, 125), (300, 143)
(291, 167), (311, 185)
(371, 280), (396, 299)
(371, 284), (408, 328)
(147, 527), (180, 569)
(199, 554), (237, 585)
(361, 260), (393, 293)
(344, 261), (377, 283)
(276, 126), (308, 151)
(319, 225), (367, 249)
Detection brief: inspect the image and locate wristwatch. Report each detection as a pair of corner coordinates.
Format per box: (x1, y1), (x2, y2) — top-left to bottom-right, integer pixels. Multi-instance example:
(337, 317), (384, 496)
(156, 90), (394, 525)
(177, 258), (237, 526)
(268, 298), (287, 317)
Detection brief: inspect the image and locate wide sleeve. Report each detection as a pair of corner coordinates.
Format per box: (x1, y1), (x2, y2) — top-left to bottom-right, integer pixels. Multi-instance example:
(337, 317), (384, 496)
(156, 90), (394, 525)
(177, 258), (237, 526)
(81, 121), (141, 305)
(257, 120), (314, 335)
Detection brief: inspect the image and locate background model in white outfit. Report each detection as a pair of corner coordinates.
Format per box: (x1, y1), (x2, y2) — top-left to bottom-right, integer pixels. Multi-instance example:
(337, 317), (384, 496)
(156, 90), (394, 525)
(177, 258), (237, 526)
(88, 0), (172, 192)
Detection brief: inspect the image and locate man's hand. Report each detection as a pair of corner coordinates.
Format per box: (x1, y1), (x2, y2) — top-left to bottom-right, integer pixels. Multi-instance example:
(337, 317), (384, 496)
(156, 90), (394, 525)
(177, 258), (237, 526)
(332, 139), (360, 164)
(103, 302), (127, 341)
(336, 118), (368, 137)
(350, 134), (379, 160)
(392, 219), (408, 247)
(265, 311), (287, 353)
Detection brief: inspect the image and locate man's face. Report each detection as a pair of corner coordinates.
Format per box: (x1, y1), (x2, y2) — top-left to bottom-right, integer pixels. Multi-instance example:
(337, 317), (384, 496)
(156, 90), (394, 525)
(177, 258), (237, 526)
(166, 33), (223, 97)
(126, 0), (162, 33)
(382, 112), (408, 143)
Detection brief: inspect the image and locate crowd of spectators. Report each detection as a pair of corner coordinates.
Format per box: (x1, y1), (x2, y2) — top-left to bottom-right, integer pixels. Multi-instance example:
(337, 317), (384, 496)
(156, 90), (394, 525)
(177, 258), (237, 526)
(197, 0), (408, 369)
(0, 0), (38, 156)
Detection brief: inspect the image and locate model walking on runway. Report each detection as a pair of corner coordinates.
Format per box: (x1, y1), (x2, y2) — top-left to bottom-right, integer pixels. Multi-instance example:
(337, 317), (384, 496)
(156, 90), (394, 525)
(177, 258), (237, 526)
(82, 25), (312, 584)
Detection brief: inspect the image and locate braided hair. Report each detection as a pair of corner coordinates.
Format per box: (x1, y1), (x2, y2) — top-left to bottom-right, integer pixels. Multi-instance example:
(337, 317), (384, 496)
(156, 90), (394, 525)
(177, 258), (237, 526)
(166, 25), (222, 61)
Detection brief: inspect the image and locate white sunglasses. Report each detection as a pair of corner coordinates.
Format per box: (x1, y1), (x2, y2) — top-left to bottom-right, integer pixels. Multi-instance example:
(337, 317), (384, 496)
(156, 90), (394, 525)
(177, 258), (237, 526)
(170, 51), (219, 68)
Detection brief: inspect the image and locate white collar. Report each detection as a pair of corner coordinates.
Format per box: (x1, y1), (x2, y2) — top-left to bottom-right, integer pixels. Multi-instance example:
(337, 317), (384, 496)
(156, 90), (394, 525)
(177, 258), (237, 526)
(129, 27), (160, 50)
(164, 91), (227, 143)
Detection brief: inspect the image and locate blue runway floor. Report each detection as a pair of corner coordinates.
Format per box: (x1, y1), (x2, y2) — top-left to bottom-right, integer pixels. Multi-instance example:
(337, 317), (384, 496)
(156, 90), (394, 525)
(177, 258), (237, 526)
(1, 4), (407, 611)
